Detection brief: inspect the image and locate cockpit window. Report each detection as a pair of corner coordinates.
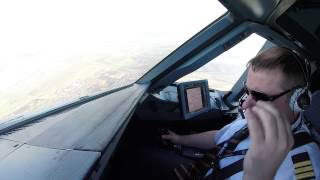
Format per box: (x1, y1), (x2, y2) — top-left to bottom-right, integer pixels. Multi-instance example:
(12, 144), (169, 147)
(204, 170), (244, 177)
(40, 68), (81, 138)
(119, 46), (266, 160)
(0, 0), (226, 122)
(177, 34), (266, 91)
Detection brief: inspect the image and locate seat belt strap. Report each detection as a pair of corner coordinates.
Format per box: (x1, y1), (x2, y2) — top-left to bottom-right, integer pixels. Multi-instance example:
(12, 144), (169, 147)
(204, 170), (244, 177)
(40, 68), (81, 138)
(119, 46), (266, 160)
(219, 158), (244, 179)
(293, 132), (314, 149)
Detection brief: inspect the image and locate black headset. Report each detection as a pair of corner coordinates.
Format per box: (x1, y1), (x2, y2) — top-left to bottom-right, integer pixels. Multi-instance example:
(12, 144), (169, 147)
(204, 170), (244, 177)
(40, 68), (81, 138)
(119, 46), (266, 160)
(288, 49), (312, 112)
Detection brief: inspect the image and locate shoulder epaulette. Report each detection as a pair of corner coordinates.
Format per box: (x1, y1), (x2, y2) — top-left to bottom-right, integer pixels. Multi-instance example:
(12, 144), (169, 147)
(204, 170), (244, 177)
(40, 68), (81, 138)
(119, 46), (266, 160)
(292, 152), (315, 180)
(291, 132), (316, 180)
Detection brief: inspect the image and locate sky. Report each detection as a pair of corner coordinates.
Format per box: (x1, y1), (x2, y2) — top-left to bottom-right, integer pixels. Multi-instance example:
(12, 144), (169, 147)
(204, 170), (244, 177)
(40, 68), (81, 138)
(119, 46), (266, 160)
(0, 0), (265, 122)
(0, 0), (226, 56)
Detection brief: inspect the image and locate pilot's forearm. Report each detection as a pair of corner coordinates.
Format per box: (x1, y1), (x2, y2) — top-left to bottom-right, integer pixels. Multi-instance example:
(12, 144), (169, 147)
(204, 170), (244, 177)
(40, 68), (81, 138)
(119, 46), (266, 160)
(177, 130), (218, 149)
(243, 161), (274, 180)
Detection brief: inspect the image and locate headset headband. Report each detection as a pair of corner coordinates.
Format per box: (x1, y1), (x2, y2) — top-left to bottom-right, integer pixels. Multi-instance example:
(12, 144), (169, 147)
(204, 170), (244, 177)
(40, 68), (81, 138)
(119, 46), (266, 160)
(289, 49), (311, 89)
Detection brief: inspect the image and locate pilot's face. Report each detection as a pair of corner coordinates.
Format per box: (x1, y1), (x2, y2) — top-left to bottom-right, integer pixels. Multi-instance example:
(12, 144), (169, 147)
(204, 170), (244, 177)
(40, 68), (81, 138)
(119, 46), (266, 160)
(242, 66), (295, 123)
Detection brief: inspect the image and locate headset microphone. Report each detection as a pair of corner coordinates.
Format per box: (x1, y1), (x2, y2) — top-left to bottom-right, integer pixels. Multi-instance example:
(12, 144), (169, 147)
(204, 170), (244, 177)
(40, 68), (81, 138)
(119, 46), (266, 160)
(238, 94), (246, 119)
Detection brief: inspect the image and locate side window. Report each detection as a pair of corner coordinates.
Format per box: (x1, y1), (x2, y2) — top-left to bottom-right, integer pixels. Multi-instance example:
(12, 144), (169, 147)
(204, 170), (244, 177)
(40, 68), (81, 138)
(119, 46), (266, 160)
(177, 34), (266, 91)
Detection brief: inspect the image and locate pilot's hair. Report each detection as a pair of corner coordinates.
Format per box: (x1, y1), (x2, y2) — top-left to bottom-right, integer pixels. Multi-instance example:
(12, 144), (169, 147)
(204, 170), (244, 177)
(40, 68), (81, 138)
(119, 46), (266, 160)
(247, 46), (305, 88)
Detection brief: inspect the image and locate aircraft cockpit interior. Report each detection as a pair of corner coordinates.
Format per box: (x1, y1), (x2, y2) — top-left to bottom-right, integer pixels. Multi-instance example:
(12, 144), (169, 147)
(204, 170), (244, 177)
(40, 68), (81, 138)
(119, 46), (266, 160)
(0, 0), (320, 180)
(105, 80), (239, 179)
(105, 0), (320, 178)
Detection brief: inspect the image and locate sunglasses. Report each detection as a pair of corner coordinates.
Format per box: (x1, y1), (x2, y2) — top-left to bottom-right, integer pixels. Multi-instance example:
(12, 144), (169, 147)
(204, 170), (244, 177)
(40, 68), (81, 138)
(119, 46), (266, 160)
(243, 82), (296, 102)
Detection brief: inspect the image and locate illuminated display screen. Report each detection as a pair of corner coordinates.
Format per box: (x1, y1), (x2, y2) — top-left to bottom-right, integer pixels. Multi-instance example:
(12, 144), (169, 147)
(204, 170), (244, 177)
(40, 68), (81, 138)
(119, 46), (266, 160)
(186, 87), (204, 112)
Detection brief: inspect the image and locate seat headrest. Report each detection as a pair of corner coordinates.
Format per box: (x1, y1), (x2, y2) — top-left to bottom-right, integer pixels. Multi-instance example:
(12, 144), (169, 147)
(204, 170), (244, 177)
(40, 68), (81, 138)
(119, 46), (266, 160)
(304, 90), (320, 130)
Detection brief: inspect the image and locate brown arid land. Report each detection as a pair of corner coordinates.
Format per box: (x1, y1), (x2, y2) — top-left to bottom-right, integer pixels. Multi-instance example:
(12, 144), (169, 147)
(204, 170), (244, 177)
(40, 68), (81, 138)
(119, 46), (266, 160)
(0, 48), (243, 123)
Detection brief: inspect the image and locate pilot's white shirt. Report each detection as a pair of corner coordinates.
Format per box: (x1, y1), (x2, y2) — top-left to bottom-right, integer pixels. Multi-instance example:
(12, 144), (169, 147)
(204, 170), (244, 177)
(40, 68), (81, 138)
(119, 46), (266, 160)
(212, 115), (320, 180)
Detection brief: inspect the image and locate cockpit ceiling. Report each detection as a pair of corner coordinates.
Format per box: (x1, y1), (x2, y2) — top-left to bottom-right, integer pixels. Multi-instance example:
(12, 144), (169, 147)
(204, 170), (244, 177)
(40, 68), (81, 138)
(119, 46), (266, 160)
(276, 0), (320, 60)
(220, 0), (320, 62)
(279, 1), (320, 41)
(219, 0), (281, 22)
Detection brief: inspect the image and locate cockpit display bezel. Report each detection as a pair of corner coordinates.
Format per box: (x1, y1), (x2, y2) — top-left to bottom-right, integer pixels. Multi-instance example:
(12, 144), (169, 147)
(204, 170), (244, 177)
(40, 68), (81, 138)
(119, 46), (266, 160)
(177, 80), (210, 119)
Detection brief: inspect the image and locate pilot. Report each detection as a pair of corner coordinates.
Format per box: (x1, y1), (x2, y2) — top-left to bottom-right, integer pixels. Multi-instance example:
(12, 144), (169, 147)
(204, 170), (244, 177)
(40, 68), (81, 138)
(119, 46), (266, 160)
(162, 47), (320, 180)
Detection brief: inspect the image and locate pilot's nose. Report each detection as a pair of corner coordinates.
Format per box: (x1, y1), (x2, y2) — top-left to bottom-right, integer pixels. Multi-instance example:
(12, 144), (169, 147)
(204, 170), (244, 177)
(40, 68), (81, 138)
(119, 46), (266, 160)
(241, 94), (257, 109)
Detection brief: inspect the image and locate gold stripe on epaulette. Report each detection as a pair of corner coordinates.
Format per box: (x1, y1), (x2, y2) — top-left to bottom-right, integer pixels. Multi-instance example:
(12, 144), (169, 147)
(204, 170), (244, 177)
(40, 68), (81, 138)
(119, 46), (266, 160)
(296, 171), (315, 180)
(295, 166), (313, 174)
(294, 160), (312, 168)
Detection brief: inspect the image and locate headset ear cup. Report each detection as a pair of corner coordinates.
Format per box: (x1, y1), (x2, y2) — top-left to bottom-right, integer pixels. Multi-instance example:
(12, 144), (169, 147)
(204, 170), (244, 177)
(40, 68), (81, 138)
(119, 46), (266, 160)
(290, 88), (311, 112)
(290, 88), (304, 112)
(297, 89), (312, 110)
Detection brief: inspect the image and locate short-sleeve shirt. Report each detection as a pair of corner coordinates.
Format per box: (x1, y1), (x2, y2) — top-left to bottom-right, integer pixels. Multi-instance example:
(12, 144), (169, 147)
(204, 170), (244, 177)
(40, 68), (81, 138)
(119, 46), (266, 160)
(211, 115), (320, 180)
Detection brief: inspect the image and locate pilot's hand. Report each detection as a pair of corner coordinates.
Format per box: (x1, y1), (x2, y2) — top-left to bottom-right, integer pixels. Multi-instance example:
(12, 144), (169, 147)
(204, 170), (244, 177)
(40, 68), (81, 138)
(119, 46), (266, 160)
(161, 129), (181, 144)
(243, 101), (294, 180)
